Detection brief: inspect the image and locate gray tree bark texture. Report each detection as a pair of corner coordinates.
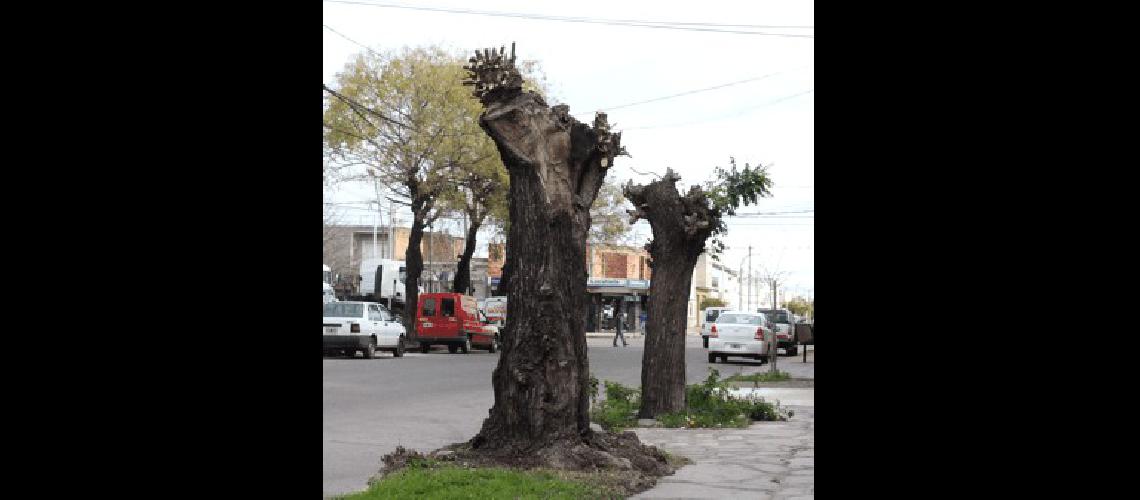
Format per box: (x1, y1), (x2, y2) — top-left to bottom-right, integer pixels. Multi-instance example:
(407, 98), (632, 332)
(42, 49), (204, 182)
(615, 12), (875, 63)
(465, 51), (620, 456)
(624, 169), (719, 418)
(458, 46), (679, 474)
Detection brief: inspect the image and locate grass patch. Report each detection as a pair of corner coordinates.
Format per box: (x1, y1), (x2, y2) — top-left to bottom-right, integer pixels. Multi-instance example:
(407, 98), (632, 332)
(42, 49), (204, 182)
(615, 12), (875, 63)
(337, 463), (617, 500)
(590, 370), (793, 430)
(725, 370), (792, 384)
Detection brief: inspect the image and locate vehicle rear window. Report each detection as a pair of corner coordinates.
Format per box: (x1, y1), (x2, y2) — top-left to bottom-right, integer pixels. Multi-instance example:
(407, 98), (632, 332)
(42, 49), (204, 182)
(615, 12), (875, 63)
(759, 310), (790, 323)
(717, 314), (763, 325)
(441, 298), (456, 317)
(422, 298), (436, 317)
(324, 303), (363, 318)
(705, 309), (722, 322)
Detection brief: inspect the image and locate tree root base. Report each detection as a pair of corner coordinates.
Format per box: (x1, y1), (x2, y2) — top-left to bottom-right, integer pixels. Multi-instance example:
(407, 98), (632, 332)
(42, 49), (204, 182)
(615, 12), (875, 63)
(373, 430), (682, 496)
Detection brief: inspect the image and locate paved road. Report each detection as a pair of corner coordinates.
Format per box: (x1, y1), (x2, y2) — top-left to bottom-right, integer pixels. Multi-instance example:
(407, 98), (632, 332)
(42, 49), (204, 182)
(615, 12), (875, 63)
(323, 335), (814, 497)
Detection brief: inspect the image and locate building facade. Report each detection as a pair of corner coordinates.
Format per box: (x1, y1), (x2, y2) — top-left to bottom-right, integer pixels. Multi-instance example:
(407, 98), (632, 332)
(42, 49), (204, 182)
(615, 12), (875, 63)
(323, 224), (473, 298)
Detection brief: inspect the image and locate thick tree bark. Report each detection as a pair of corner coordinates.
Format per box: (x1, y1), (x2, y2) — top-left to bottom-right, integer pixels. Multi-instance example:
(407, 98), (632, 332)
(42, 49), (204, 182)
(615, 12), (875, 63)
(464, 46), (625, 456)
(624, 169), (719, 418)
(452, 217), (481, 294)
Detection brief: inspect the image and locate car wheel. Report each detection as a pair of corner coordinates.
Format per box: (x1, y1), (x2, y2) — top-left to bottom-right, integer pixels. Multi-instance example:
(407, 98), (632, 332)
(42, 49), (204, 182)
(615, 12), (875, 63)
(394, 342), (405, 358)
(448, 344), (459, 354)
(786, 345), (798, 356)
(460, 336), (471, 354)
(708, 353), (717, 363)
(421, 343), (431, 353)
(363, 342), (376, 359)
(719, 355), (728, 363)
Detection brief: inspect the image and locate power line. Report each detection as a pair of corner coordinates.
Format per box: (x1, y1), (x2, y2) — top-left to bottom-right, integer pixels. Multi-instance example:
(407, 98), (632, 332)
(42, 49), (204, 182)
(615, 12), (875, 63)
(623, 89), (813, 131)
(594, 68), (806, 113)
(323, 1), (815, 37)
(323, 24), (380, 56)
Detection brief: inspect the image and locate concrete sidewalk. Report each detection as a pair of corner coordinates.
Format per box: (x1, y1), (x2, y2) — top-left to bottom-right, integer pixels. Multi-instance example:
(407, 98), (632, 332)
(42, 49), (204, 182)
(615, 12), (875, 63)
(631, 390), (814, 499)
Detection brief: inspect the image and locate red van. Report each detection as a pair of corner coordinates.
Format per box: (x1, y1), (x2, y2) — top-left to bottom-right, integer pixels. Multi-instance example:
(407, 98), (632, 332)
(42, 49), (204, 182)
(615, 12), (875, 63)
(415, 293), (498, 354)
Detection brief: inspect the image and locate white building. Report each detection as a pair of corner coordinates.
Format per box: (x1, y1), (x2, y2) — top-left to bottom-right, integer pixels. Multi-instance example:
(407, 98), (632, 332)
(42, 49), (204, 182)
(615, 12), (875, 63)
(686, 254), (742, 332)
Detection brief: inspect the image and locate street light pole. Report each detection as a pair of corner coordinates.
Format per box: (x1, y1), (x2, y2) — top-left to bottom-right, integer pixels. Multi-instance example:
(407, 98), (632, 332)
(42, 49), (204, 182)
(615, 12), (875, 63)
(369, 169), (381, 260)
(737, 254), (748, 311)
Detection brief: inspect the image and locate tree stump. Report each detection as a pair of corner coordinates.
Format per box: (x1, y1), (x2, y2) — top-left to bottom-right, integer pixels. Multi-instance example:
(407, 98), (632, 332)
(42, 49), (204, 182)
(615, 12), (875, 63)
(458, 45), (670, 479)
(624, 169), (719, 418)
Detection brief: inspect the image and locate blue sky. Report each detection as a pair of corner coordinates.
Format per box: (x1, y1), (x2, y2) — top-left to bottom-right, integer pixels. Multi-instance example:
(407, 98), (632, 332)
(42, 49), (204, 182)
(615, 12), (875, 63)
(323, 0), (814, 298)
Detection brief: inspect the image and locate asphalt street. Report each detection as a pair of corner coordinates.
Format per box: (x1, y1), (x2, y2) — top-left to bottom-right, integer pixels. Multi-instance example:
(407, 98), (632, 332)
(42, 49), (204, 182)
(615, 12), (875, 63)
(323, 335), (814, 497)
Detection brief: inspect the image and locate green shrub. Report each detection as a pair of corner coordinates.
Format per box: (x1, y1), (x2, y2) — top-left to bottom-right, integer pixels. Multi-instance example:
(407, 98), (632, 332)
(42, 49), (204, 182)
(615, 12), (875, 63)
(589, 380), (640, 431)
(589, 369), (792, 430)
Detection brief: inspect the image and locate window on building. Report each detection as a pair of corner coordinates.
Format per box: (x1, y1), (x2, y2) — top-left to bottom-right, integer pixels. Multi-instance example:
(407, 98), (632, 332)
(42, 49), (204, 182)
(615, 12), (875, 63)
(711, 277), (720, 288)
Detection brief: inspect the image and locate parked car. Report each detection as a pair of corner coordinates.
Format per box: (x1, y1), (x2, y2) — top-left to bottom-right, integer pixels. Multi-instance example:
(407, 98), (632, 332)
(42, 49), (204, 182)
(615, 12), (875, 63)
(415, 292), (498, 354)
(483, 296), (507, 327)
(323, 301), (406, 358)
(700, 306), (732, 348)
(707, 311), (773, 363)
(757, 308), (798, 355)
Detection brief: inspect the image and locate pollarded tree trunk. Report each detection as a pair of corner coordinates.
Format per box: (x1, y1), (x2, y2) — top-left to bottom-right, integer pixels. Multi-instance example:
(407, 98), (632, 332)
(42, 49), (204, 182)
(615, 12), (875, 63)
(464, 46), (625, 457)
(624, 169), (719, 418)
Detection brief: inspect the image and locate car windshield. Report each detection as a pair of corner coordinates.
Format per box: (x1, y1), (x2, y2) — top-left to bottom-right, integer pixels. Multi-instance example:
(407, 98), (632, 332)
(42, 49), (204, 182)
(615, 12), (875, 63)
(324, 303), (364, 318)
(717, 314), (762, 325)
(759, 310), (790, 323)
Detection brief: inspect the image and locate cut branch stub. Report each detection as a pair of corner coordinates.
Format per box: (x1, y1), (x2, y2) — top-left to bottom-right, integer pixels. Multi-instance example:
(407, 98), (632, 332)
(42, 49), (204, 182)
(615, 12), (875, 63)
(623, 170), (720, 252)
(462, 42), (523, 104)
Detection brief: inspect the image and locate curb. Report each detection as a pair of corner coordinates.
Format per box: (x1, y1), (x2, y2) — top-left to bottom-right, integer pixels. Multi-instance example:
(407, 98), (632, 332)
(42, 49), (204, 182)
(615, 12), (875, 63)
(588, 332), (642, 341)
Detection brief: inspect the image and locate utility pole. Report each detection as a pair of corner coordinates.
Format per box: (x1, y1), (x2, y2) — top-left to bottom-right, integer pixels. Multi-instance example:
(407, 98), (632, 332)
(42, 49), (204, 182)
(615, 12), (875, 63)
(737, 268), (743, 311)
(737, 253), (748, 311)
(772, 281), (777, 311)
(368, 168), (381, 260)
(387, 195), (395, 259)
(747, 246), (752, 311)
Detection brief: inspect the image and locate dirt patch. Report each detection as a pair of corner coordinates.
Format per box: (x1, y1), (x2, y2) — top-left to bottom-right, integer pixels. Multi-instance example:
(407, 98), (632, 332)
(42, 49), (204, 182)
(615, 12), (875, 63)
(373, 429), (687, 497)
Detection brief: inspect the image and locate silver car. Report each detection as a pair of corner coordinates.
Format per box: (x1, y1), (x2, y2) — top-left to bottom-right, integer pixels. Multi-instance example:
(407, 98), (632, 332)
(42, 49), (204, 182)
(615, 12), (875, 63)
(707, 311), (773, 363)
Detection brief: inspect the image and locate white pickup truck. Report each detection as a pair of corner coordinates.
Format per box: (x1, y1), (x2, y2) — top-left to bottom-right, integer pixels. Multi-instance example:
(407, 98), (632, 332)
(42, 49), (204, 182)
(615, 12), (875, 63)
(323, 301), (406, 358)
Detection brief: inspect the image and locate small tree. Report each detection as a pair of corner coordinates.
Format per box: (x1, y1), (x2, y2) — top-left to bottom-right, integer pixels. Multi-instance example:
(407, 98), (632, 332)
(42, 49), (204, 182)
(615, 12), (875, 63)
(590, 179), (637, 246)
(699, 297), (728, 310)
(444, 145), (509, 295)
(324, 46), (490, 333)
(624, 159), (772, 418)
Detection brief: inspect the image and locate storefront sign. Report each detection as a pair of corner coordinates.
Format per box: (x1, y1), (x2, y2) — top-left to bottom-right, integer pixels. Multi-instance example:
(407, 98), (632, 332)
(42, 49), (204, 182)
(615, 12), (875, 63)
(587, 277), (626, 287)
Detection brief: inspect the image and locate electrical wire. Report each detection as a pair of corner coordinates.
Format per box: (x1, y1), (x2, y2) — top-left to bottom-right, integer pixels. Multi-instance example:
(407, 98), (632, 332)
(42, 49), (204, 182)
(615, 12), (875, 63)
(323, 1), (815, 37)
